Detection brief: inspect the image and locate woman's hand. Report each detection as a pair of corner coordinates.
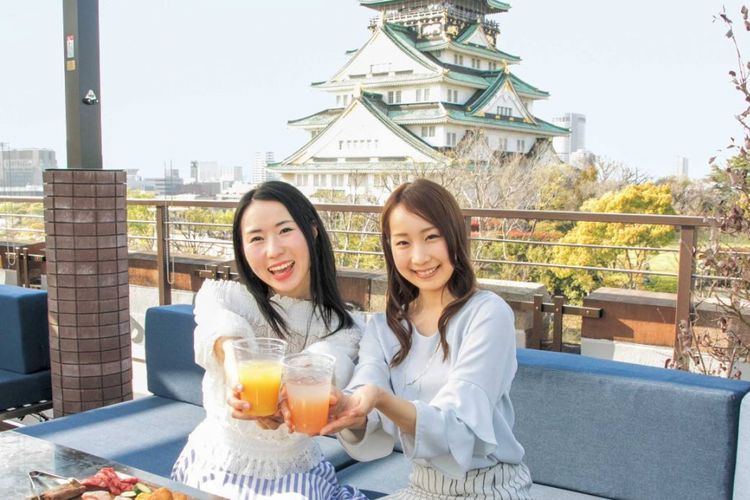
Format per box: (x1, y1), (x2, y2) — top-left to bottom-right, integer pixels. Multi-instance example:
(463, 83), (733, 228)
(320, 385), (381, 435)
(227, 384), (284, 430)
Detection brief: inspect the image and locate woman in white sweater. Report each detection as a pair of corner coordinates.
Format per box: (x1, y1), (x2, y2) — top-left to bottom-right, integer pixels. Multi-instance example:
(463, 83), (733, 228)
(171, 181), (366, 500)
(322, 179), (533, 499)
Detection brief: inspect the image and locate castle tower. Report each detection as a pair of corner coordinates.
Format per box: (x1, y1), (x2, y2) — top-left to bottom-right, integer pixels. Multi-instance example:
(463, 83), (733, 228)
(271, 1), (568, 202)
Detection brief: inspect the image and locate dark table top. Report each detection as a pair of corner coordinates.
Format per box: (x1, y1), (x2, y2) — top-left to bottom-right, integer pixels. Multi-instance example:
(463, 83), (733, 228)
(0, 430), (226, 499)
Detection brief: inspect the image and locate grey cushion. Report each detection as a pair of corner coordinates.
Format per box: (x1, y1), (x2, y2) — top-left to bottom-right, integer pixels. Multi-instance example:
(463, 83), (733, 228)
(316, 436), (358, 471)
(336, 453), (409, 495)
(512, 349), (750, 500)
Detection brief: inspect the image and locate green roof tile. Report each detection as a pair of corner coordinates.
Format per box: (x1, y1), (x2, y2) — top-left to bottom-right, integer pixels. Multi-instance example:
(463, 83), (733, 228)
(360, 0), (509, 12)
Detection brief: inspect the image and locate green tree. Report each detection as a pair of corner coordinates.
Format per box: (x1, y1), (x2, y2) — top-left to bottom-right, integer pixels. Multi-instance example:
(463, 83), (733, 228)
(549, 183), (676, 299)
(127, 190), (157, 252)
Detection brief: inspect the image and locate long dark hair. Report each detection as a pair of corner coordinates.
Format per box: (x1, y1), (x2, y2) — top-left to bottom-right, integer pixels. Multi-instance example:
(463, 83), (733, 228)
(231, 181), (353, 338)
(381, 179), (477, 366)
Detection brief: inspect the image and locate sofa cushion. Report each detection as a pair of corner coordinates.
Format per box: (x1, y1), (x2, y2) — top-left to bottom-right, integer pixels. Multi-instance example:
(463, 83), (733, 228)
(336, 453), (408, 494)
(0, 368), (51, 410)
(0, 285), (49, 374)
(734, 392), (750, 500)
(512, 349), (750, 500)
(18, 395), (205, 478)
(145, 305), (204, 406)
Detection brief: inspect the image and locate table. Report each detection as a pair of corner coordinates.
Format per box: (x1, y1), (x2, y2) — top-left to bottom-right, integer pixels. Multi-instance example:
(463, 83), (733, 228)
(0, 430), (226, 499)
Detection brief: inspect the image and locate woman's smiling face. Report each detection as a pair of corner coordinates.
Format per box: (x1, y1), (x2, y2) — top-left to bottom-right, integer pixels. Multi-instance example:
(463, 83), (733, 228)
(240, 199), (312, 299)
(388, 203), (455, 297)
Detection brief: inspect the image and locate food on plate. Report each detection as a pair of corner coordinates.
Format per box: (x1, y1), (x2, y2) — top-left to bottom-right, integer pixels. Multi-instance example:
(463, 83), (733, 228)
(81, 467), (139, 495)
(82, 492), (114, 500)
(36, 479), (87, 500)
(131, 487), (189, 500)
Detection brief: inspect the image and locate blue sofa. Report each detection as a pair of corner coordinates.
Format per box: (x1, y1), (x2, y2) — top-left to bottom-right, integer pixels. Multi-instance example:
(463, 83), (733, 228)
(0, 284), (52, 417)
(19, 304), (355, 479)
(19, 304), (750, 499)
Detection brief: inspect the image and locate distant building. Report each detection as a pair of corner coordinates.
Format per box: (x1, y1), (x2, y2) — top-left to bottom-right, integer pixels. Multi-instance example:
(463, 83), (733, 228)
(142, 168), (184, 196)
(252, 152), (275, 184)
(552, 113), (586, 163)
(569, 149), (596, 168)
(0, 147), (58, 190)
(190, 160), (239, 186)
(674, 156), (689, 179)
(180, 181), (221, 198)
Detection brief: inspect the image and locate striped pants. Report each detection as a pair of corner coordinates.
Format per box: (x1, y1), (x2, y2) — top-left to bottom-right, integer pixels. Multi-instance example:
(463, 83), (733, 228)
(385, 462), (533, 500)
(171, 446), (366, 500)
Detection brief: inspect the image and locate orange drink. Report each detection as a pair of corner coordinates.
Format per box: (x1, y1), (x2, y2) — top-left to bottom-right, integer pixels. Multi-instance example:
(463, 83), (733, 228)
(283, 353), (335, 435)
(238, 360), (283, 417)
(227, 337), (287, 417)
(286, 381), (331, 434)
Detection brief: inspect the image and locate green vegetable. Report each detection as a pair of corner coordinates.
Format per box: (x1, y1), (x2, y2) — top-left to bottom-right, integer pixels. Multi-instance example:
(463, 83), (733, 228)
(134, 483), (153, 494)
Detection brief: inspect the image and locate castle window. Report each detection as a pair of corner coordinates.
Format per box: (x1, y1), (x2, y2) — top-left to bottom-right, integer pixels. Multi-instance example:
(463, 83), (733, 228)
(446, 132), (457, 147)
(387, 90), (402, 104)
(498, 137), (508, 151)
(471, 58), (481, 69)
(448, 89), (459, 103)
(421, 126), (435, 137)
(516, 139), (526, 152)
(453, 54), (464, 65)
(497, 106), (512, 117)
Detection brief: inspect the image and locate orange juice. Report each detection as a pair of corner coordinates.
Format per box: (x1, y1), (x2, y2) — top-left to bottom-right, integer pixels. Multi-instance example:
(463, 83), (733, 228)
(286, 380), (331, 435)
(238, 360), (283, 417)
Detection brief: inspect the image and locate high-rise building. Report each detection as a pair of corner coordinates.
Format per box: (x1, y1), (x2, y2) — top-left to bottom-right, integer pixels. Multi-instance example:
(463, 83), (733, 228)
(552, 113), (586, 163)
(674, 156), (689, 179)
(0, 147), (58, 190)
(189, 160), (238, 184)
(252, 152), (275, 184)
(270, 0), (568, 201)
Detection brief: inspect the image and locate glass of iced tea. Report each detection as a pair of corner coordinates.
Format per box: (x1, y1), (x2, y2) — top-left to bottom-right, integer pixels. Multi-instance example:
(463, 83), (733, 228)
(282, 353), (335, 435)
(227, 337), (287, 417)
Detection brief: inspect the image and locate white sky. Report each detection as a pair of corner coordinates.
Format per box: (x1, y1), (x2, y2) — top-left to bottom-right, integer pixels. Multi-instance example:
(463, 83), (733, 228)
(0, 0), (747, 180)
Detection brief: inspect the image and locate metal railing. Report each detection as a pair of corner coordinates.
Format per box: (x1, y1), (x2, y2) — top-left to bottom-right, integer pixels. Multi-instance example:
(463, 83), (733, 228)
(0, 196), (715, 358)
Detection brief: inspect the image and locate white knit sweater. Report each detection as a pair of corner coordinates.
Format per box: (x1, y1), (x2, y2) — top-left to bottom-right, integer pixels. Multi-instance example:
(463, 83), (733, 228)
(183, 279), (362, 479)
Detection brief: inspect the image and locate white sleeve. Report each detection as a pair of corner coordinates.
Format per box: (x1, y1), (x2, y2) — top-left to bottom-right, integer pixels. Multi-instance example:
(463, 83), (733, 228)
(336, 317), (397, 461)
(193, 280), (258, 371)
(305, 312), (363, 388)
(399, 298), (517, 475)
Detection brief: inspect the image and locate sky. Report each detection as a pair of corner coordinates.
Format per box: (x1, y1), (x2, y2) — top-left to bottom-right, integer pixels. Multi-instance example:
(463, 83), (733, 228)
(0, 0), (747, 181)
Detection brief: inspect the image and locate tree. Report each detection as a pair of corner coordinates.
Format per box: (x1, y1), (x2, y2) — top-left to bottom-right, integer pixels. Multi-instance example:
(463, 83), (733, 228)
(669, 6), (750, 377)
(548, 183), (676, 299)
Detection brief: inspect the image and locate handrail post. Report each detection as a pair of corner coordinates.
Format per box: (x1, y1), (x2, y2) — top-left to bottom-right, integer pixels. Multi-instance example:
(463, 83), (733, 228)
(22, 247), (30, 287)
(530, 294), (543, 349)
(552, 295), (565, 352)
(13, 246), (22, 286)
(155, 205), (172, 305)
(673, 225), (697, 369)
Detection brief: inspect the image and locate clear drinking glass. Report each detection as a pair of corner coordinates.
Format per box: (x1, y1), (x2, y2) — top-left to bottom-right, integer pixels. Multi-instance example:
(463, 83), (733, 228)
(227, 337), (288, 417)
(282, 352), (335, 435)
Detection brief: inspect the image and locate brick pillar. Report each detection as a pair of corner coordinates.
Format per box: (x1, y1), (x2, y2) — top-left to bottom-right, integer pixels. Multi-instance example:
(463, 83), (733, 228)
(43, 169), (131, 417)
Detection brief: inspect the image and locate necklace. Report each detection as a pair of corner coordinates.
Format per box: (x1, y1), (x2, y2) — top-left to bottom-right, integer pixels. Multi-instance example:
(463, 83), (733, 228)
(403, 336), (441, 392)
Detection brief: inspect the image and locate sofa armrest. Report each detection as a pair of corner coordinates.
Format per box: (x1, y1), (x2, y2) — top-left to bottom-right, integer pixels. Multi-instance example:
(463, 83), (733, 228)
(735, 392), (750, 499)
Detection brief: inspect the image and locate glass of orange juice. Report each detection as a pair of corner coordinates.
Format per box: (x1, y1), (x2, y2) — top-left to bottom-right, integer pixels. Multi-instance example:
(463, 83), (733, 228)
(282, 353), (335, 435)
(228, 337), (287, 417)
